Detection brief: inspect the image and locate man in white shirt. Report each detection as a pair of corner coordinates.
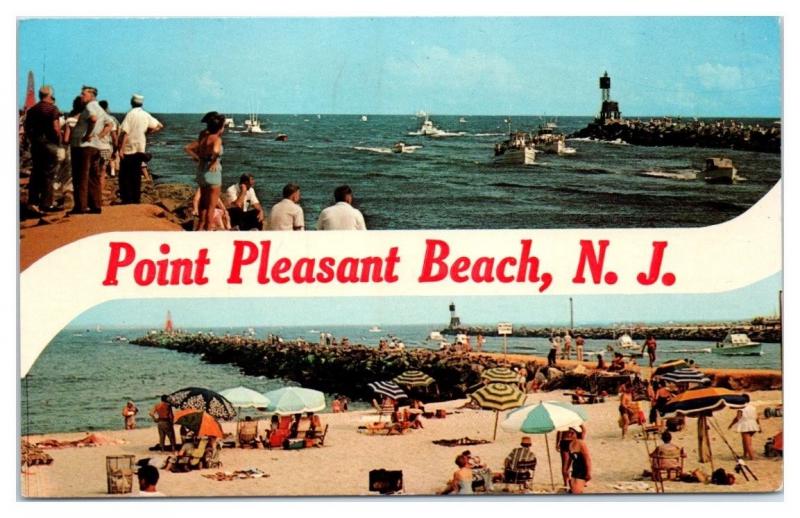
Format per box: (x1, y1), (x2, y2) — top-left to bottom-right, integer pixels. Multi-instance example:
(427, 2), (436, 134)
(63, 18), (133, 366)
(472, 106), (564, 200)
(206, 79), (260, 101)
(269, 183), (304, 230)
(225, 173), (264, 230)
(316, 185), (367, 230)
(136, 464), (165, 497)
(73, 85), (113, 214)
(117, 94), (162, 204)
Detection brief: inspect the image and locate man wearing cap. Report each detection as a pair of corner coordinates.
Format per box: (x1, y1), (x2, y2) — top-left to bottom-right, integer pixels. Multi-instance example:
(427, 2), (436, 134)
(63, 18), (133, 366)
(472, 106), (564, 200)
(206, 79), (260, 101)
(118, 94), (163, 204)
(504, 436), (537, 481)
(23, 85), (62, 214)
(316, 184), (367, 230)
(72, 86), (113, 214)
(268, 182), (305, 230)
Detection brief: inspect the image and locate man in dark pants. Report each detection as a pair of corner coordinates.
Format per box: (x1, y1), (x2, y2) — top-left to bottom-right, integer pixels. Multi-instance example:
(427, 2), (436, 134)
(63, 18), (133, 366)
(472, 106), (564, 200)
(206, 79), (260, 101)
(117, 94), (162, 204)
(23, 85), (61, 214)
(72, 86), (112, 214)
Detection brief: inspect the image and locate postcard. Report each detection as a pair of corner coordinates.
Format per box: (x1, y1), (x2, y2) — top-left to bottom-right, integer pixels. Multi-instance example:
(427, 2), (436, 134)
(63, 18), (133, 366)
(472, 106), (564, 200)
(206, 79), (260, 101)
(18, 16), (782, 498)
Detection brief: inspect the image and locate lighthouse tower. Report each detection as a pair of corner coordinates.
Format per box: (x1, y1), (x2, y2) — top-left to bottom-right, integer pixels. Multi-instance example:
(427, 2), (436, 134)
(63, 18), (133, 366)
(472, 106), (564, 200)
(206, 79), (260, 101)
(598, 71), (621, 123)
(448, 302), (461, 329)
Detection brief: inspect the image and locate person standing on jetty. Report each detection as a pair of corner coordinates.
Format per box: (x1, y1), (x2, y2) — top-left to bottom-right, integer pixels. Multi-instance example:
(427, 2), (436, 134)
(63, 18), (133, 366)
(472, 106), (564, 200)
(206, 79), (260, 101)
(225, 173), (265, 230)
(72, 86), (113, 214)
(563, 331), (573, 360)
(23, 85), (61, 215)
(269, 183), (305, 230)
(642, 335), (658, 368)
(149, 395), (176, 452)
(316, 185), (367, 230)
(185, 112), (225, 230)
(575, 335), (585, 362)
(118, 94), (162, 204)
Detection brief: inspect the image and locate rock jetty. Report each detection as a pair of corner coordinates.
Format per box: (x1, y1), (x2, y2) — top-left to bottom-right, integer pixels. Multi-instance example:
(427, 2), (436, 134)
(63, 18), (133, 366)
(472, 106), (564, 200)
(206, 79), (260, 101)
(442, 322), (781, 344)
(570, 118), (781, 154)
(130, 331), (782, 399)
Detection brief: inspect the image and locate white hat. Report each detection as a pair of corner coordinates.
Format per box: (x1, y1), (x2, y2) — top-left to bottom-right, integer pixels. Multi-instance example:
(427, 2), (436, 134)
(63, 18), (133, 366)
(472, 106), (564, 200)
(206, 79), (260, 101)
(132, 94), (144, 103)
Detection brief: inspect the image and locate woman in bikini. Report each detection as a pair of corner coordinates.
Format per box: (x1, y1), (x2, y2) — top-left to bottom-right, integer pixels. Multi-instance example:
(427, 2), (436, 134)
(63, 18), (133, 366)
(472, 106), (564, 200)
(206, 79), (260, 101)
(185, 112), (226, 230)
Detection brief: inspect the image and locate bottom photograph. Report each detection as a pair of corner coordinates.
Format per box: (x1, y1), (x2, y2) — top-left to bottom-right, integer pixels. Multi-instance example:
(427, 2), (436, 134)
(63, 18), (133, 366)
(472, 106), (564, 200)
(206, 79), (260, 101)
(20, 278), (783, 497)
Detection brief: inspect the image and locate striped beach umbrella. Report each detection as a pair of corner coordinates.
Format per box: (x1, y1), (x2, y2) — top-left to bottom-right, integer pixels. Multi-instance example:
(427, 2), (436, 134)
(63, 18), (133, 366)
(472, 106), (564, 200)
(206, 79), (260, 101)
(661, 387), (750, 468)
(661, 387), (749, 418)
(367, 381), (408, 401)
(481, 367), (520, 384)
(470, 383), (526, 441)
(393, 370), (435, 388)
(653, 359), (690, 377)
(263, 387), (326, 416)
(659, 368), (710, 386)
(501, 401), (589, 490)
(501, 401), (588, 434)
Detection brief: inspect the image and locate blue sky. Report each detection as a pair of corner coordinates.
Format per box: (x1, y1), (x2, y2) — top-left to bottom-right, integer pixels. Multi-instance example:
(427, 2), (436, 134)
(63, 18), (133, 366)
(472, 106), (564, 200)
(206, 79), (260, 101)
(18, 17), (781, 116)
(70, 272), (782, 328)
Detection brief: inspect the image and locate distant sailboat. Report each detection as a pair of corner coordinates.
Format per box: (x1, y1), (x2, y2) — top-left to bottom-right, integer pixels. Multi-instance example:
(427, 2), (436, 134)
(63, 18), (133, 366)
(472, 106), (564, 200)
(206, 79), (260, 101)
(165, 311), (174, 333)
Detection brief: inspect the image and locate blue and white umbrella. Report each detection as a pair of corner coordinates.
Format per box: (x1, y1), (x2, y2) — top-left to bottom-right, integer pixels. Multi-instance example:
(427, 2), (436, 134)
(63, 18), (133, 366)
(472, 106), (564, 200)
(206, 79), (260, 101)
(659, 368), (710, 386)
(367, 381), (408, 401)
(501, 401), (589, 490)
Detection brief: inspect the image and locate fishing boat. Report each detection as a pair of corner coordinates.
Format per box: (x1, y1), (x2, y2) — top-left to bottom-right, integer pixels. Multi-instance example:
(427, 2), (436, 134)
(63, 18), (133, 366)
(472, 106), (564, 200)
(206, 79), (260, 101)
(417, 115), (447, 137)
(704, 157), (742, 184)
(713, 331), (763, 356)
(243, 114), (266, 134)
(224, 117), (235, 128)
(459, 117), (467, 124)
(532, 124), (576, 155)
(369, 326), (382, 333)
(392, 142), (406, 153)
(492, 131), (536, 165)
(428, 331), (444, 341)
(275, 134), (288, 141)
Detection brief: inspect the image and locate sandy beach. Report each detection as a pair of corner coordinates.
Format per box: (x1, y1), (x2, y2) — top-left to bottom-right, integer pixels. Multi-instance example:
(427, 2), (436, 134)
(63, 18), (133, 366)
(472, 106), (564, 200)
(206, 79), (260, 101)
(20, 389), (783, 498)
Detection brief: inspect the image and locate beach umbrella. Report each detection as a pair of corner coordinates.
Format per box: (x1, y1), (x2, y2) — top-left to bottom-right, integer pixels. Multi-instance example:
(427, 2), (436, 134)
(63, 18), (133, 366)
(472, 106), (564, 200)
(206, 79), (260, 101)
(481, 367), (520, 384)
(167, 387), (237, 420)
(659, 368), (710, 386)
(393, 370), (435, 388)
(367, 381), (408, 401)
(263, 387), (326, 416)
(662, 387), (750, 468)
(469, 383), (526, 441)
(219, 386), (272, 408)
(501, 401), (589, 490)
(173, 408), (224, 439)
(653, 359), (690, 377)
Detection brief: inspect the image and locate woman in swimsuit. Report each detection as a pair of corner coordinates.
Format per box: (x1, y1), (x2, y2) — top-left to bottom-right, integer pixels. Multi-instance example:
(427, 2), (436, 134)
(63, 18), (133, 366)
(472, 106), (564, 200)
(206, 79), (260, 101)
(566, 427), (592, 494)
(557, 423), (587, 489)
(185, 112), (226, 230)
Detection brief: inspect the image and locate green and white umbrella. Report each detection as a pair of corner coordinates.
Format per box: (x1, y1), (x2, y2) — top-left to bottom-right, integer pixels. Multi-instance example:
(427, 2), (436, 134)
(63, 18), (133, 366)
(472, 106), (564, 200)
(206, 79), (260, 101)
(393, 370), (435, 388)
(481, 367), (520, 384)
(470, 383), (526, 440)
(501, 401), (589, 490)
(262, 387), (326, 416)
(219, 386), (272, 408)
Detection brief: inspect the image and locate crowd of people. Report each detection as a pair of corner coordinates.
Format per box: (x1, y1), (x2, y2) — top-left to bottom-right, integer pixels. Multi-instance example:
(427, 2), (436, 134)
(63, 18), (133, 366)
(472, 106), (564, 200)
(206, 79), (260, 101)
(20, 93), (369, 232)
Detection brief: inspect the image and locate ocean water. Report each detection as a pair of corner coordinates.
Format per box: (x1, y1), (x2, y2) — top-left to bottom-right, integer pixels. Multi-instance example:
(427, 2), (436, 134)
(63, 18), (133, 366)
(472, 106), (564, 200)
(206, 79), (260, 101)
(21, 325), (781, 434)
(138, 114), (781, 230)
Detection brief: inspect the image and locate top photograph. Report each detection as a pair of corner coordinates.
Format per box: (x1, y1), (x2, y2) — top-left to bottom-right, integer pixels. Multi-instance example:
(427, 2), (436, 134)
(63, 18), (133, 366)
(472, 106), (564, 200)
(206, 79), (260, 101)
(18, 18), (781, 242)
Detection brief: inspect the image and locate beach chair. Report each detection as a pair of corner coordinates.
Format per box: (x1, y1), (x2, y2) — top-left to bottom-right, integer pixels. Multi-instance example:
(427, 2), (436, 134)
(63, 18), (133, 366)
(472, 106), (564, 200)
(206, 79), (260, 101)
(295, 417), (312, 438)
(237, 420), (259, 448)
(650, 447), (686, 483)
(173, 438), (208, 472)
(502, 459), (536, 492)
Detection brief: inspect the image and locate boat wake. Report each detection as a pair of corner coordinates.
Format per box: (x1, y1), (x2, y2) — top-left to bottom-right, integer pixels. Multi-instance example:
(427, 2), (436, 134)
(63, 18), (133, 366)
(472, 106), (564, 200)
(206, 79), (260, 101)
(406, 130), (466, 138)
(567, 137), (629, 145)
(353, 145), (422, 154)
(670, 348), (712, 354)
(472, 132), (505, 137)
(637, 169), (699, 181)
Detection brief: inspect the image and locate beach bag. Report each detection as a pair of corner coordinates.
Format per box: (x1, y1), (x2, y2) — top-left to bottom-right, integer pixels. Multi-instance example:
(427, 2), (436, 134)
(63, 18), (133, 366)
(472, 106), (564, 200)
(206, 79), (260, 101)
(711, 468), (734, 485)
(369, 469), (403, 494)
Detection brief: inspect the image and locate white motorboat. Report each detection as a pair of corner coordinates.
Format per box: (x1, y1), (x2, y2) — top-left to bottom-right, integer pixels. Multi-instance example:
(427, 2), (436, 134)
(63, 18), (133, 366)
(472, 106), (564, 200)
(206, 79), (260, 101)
(459, 117), (467, 123)
(492, 131), (536, 165)
(243, 114), (266, 134)
(428, 331), (444, 341)
(224, 117), (235, 128)
(369, 326), (382, 333)
(361, 115), (368, 122)
(713, 332), (763, 356)
(532, 124), (576, 155)
(704, 157), (742, 184)
(418, 116), (447, 137)
(617, 333), (639, 350)
(392, 142), (406, 153)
